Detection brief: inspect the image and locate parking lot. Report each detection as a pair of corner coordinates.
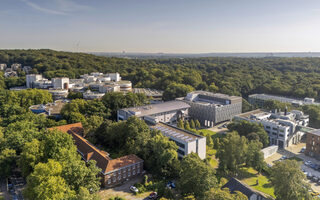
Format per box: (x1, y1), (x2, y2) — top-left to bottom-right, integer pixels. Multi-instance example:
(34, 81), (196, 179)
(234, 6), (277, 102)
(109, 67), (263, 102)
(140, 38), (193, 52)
(99, 176), (150, 200)
(265, 143), (320, 193)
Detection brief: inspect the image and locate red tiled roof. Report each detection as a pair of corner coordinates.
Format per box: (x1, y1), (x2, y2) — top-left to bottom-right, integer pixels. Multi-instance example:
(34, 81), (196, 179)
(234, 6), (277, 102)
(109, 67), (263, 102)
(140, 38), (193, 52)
(48, 123), (143, 174)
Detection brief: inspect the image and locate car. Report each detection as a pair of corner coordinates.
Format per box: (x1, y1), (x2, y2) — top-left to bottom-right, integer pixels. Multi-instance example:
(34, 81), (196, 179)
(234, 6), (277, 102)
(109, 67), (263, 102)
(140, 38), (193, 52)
(300, 147), (306, 153)
(222, 124), (227, 128)
(166, 181), (176, 189)
(148, 192), (158, 199)
(130, 186), (139, 193)
(280, 155), (288, 160)
(305, 161), (312, 166)
(307, 173), (313, 179)
(313, 176), (319, 182)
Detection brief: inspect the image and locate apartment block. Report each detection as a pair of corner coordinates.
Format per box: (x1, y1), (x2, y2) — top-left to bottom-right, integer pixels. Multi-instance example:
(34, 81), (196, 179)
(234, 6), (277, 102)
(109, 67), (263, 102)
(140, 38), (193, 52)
(305, 129), (320, 160)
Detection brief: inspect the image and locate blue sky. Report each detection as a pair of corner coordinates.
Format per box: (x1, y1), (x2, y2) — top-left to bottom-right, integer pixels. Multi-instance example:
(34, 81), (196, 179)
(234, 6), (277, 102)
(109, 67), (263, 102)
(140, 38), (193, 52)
(1, 0), (320, 53)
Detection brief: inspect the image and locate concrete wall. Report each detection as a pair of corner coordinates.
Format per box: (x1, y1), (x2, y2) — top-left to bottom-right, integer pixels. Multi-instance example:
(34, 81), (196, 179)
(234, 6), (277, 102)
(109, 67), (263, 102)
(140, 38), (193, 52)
(261, 145), (278, 159)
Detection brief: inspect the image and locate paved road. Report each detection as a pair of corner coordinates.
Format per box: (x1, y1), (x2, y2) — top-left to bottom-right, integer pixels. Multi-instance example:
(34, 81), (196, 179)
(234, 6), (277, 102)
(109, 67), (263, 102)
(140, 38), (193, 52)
(0, 179), (10, 200)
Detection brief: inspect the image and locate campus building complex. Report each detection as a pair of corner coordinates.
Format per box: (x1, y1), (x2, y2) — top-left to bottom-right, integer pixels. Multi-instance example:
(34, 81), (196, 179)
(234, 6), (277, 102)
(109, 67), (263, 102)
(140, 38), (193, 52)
(117, 101), (190, 124)
(234, 109), (309, 148)
(151, 123), (206, 159)
(177, 91), (242, 127)
(49, 123), (144, 188)
(248, 93), (320, 107)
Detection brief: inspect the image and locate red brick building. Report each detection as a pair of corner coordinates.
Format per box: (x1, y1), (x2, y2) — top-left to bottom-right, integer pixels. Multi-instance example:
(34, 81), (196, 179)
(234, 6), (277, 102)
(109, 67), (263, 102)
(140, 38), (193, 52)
(49, 123), (144, 187)
(305, 129), (320, 160)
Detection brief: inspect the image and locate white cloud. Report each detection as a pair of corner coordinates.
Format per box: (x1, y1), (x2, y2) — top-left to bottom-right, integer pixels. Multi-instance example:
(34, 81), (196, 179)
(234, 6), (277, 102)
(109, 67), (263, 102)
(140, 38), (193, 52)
(21, 0), (90, 15)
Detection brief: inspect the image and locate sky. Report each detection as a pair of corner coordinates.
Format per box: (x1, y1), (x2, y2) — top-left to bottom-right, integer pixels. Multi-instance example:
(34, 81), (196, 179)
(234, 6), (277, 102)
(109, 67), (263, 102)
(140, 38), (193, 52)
(1, 0), (320, 53)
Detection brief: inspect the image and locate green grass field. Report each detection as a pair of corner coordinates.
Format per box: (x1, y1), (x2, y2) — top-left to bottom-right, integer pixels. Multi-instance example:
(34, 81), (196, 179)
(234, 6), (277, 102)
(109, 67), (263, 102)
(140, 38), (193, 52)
(239, 167), (275, 198)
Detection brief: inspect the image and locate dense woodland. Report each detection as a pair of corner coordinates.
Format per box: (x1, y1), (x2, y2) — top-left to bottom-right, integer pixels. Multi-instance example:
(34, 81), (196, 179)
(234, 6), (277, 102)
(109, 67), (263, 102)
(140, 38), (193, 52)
(1, 49), (320, 100)
(0, 49), (319, 199)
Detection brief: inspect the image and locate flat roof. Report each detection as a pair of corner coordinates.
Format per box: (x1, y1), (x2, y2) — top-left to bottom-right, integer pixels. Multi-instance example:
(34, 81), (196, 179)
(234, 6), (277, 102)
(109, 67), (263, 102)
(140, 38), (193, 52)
(189, 91), (242, 101)
(151, 123), (203, 142)
(133, 88), (163, 97)
(249, 93), (320, 105)
(122, 101), (190, 117)
(309, 129), (320, 136)
(235, 109), (268, 119)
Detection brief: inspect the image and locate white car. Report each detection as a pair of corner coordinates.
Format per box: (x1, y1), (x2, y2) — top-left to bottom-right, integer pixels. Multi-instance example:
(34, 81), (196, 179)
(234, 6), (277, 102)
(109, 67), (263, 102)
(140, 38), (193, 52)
(130, 186), (139, 193)
(305, 161), (312, 166)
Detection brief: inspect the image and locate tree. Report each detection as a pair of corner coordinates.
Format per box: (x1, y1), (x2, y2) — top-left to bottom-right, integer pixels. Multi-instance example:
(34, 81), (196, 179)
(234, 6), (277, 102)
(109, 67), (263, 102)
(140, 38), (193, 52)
(190, 119), (195, 129)
(163, 83), (194, 101)
(177, 119), (184, 129)
(216, 132), (248, 172)
(0, 148), (16, 178)
(184, 120), (191, 130)
(144, 133), (179, 177)
(270, 160), (311, 200)
(246, 141), (265, 172)
(195, 120), (201, 129)
(179, 153), (217, 199)
(24, 159), (76, 200)
(228, 120), (269, 147)
(19, 139), (43, 177)
(68, 91), (83, 99)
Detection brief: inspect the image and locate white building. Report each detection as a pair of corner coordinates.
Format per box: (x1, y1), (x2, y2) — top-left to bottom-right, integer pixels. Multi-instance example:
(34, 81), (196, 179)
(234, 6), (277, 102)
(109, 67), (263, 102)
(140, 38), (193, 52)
(151, 123), (206, 159)
(117, 81), (132, 92)
(99, 84), (120, 93)
(0, 64), (7, 70)
(106, 72), (121, 82)
(234, 109), (309, 148)
(83, 90), (105, 100)
(118, 101), (190, 124)
(26, 74), (43, 88)
(48, 89), (68, 100)
(52, 77), (69, 89)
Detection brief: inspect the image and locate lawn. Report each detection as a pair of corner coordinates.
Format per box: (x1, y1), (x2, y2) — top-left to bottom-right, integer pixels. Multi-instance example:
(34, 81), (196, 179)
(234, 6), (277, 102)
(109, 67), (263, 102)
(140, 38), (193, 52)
(0, 196), (4, 200)
(288, 156), (303, 162)
(239, 167), (275, 198)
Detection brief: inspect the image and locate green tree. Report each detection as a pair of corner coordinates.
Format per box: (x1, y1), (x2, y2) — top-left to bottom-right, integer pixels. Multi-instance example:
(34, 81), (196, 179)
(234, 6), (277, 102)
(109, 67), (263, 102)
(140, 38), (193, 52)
(179, 153), (217, 199)
(184, 120), (191, 130)
(177, 119), (184, 129)
(246, 140), (265, 172)
(24, 159), (76, 200)
(195, 119), (201, 129)
(0, 148), (16, 178)
(190, 119), (195, 129)
(19, 139), (43, 177)
(163, 83), (194, 101)
(270, 160), (311, 200)
(216, 132), (248, 172)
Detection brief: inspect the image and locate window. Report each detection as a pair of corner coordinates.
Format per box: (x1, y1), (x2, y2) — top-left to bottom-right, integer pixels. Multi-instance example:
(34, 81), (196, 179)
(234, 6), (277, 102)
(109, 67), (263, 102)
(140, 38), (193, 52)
(123, 173), (126, 178)
(133, 165), (136, 169)
(280, 130), (284, 133)
(272, 127), (277, 131)
(118, 171), (121, 175)
(266, 126), (270, 129)
(133, 170), (136, 175)
(128, 168), (131, 171)
(137, 168), (140, 173)
(177, 149), (185, 155)
(108, 179), (111, 184)
(113, 177), (116, 183)
(128, 172), (131, 177)
(279, 134), (284, 137)
(272, 132), (277, 136)
(118, 176), (121, 181)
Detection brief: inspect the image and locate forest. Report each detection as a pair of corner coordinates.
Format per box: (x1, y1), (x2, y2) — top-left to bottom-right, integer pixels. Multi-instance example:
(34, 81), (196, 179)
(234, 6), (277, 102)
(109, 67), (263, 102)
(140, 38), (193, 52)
(1, 49), (320, 101)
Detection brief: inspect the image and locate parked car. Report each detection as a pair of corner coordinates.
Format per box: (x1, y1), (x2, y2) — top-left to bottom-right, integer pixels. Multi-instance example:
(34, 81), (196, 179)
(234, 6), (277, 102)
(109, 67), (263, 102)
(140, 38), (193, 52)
(313, 176), (319, 182)
(280, 155), (288, 160)
(166, 181), (176, 189)
(130, 186), (139, 193)
(307, 173), (313, 179)
(300, 147), (306, 153)
(148, 192), (158, 199)
(305, 161), (312, 166)
(222, 124), (227, 128)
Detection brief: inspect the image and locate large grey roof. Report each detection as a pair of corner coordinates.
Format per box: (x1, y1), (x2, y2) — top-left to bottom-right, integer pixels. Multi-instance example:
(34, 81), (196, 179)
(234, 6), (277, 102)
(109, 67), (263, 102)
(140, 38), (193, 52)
(122, 101), (190, 117)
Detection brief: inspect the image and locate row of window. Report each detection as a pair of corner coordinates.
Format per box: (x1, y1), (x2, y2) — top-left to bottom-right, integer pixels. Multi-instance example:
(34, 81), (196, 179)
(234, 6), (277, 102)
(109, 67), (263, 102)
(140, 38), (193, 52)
(107, 167), (141, 185)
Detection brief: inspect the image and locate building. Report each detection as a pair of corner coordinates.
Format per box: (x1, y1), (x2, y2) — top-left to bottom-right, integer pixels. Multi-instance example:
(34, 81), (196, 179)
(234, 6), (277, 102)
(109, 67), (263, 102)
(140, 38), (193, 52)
(222, 178), (273, 200)
(23, 66), (32, 74)
(83, 90), (105, 100)
(151, 123), (206, 159)
(178, 91), (242, 127)
(248, 93), (320, 107)
(99, 84), (121, 93)
(117, 101), (190, 124)
(4, 71), (17, 77)
(133, 88), (163, 104)
(117, 81), (132, 92)
(305, 129), (320, 159)
(0, 64), (7, 70)
(48, 89), (68, 100)
(26, 74), (43, 88)
(107, 72), (121, 82)
(48, 123), (144, 188)
(11, 63), (21, 71)
(29, 100), (69, 118)
(234, 109), (309, 148)
(52, 77), (69, 89)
